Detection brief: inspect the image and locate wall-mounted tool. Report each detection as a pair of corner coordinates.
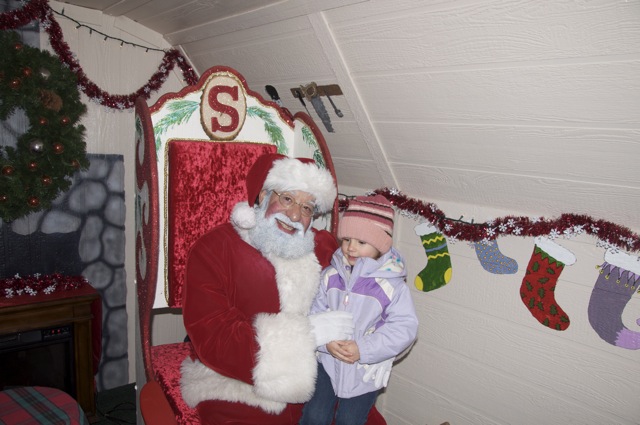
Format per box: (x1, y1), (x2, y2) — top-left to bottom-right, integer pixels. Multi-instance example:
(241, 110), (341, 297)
(265, 85), (283, 107)
(294, 89), (311, 115)
(326, 94), (343, 118)
(290, 84), (344, 132)
(300, 82), (333, 132)
(265, 84), (294, 121)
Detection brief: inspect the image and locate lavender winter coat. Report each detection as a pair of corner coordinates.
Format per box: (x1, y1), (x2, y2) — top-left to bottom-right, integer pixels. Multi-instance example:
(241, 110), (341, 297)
(310, 246), (419, 398)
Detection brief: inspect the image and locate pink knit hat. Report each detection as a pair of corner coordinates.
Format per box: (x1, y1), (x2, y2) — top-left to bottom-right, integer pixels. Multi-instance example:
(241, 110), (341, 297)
(337, 195), (394, 254)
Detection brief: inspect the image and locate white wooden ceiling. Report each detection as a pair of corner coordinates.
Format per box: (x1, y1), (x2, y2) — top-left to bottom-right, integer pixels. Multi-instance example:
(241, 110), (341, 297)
(58, 0), (364, 42)
(58, 0), (281, 27)
(57, 0), (640, 229)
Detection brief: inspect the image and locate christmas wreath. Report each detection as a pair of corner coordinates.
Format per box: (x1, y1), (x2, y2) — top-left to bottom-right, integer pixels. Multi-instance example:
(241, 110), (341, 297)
(0, 30), (88, 222)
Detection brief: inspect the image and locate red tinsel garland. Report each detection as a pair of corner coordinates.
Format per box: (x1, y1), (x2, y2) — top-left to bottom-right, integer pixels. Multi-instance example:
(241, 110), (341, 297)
(340, 188), (640, 253)
(0, 273), (87, 298)
(0, 0), (198, 110)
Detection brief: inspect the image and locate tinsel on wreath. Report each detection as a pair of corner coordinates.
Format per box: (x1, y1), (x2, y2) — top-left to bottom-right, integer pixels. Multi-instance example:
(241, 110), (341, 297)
(0, 30), (88, 222)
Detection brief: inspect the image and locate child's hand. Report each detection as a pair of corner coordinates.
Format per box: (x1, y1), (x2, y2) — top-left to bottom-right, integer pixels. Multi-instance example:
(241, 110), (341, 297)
(327, 340), (360, 363)
(327, 340), (352, 363)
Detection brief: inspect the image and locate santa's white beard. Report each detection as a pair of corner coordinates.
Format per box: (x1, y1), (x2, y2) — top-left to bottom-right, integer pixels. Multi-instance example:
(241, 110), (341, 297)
(248, 201), (315, 259)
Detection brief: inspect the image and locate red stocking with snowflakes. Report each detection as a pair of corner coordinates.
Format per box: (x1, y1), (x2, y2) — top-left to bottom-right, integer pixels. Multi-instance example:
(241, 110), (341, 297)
(588, 250), (640, 350)
(520, 237), (576, 331)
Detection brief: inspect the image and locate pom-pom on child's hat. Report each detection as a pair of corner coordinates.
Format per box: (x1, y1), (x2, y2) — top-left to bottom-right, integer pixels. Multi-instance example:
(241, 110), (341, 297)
(337, 195), (394, 254)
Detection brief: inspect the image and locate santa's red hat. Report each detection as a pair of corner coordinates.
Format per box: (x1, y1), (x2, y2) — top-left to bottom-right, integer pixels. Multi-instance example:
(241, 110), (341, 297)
(233, 154), (337, 229)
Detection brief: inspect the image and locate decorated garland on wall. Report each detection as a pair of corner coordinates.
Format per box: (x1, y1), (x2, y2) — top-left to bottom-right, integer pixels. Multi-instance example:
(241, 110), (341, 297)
(358, 187), (639, 253)
(342, 188), (640, 349)
(0, 0), (198, 109)
(0, 30), (88, 222)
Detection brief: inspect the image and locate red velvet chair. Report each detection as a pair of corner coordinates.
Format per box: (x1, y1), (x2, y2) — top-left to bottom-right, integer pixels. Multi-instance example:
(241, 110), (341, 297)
(135, 66), (385, 424)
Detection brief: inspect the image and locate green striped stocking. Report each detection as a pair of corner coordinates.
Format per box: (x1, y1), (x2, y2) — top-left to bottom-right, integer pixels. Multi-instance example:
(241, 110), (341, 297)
(414, 223), (452, 292)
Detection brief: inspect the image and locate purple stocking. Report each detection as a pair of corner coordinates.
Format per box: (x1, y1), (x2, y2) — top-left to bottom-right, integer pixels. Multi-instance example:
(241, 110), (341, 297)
(588, 250), (640, 350)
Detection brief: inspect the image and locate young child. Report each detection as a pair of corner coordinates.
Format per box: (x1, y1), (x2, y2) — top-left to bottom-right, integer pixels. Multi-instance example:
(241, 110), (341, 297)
(300, 195), (419, 425)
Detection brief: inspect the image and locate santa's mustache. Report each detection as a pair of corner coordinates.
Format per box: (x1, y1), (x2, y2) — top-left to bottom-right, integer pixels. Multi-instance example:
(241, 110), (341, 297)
(269, 212), (305, 235)
(248, 201), (315, 259)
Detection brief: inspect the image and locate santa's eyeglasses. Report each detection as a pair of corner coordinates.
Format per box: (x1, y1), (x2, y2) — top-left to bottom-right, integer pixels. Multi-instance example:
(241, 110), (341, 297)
(272, 191), (316, 217)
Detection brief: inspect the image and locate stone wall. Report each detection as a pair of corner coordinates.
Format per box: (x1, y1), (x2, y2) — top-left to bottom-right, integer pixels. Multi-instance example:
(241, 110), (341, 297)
(0, 154), (128, 391)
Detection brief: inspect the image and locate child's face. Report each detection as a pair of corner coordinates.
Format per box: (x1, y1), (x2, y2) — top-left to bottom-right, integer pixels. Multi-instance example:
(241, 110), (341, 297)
(341, 237), (381, 266)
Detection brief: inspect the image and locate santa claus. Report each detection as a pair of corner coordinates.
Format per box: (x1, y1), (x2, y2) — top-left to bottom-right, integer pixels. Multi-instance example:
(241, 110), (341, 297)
(180, 154), (386, 424)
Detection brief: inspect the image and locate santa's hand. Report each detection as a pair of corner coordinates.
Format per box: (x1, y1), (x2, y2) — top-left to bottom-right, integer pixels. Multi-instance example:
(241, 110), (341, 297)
(361, 357), (394, 388)
(308, 311), (355, 346)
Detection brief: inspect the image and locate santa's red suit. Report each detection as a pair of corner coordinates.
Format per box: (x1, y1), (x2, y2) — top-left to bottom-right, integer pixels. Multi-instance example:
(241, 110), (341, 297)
(181, 218), (335, 424)
(180, 155), (386, 424)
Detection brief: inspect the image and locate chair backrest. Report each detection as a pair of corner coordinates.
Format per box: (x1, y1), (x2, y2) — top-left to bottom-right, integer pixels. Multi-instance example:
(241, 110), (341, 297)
(134, 66), (338, 381)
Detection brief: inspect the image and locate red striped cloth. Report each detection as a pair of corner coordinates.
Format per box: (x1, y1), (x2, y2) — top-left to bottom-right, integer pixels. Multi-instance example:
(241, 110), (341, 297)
(0, 386), (88, 425)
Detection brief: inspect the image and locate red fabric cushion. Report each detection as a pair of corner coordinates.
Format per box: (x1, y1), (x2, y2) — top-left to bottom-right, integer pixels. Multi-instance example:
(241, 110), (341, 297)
(150, 342), (387, 425)
(151, 342), (199, 425)
(166, 141), (277, 307)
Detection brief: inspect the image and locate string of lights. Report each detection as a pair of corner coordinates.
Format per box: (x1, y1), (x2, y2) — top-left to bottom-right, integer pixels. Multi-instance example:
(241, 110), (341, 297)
(52, 7), (167, 53)
(0, 0), (199, 109)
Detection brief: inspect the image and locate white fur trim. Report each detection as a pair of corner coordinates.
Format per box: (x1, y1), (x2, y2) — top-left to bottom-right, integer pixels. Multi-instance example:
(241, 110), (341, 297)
(534, 236), (576, 265)
(266, 252), (321, 314)
(231, 201), (257, 229)
(180, 357), (286, 413)
(605, 249), (640, 275)
(251, 252), (321, 401)
(264, 157), (336, 213)
(252, 312), (318, 403)
(414, 222), (437, 236)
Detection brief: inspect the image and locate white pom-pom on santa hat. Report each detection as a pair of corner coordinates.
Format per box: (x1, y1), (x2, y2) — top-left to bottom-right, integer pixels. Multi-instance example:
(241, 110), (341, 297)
(231, 201), (257, 229)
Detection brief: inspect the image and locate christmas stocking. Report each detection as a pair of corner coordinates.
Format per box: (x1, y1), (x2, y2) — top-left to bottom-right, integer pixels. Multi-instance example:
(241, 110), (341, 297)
(520, 236), (576, 330)
(588, 250), (640, 350)
(474, 239), (518, 274)
(414, 223), (452, 292)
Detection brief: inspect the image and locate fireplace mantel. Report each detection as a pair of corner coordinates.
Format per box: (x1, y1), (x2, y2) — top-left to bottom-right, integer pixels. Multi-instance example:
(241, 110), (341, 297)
(0, 282), (101, 422)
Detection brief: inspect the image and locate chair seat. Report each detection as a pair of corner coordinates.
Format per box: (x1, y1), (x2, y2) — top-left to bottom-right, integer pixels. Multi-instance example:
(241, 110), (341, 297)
(151, 342), (200, 424)
(149, 342), (387, 425)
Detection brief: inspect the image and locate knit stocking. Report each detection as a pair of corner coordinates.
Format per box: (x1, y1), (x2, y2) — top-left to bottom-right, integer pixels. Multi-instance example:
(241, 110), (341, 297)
(520, 237), (576, 331)
(588, 250), (640, 350)
(473, 239), (518, 274)
(414, 223), (452, 292)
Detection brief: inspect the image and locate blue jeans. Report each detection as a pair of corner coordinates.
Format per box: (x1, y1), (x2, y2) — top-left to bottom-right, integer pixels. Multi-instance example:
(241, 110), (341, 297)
(300, 363), (379, 425)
